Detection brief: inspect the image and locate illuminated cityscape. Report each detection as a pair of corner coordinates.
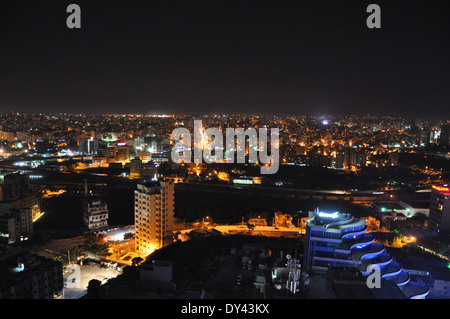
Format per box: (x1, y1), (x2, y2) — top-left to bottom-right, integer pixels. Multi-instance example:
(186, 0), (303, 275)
(0, 112), (449, 299)
(0, 0), (449, 305)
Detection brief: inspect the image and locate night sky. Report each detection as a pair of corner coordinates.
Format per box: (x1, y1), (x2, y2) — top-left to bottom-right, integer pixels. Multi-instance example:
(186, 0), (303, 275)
(0, 0), (449, 118)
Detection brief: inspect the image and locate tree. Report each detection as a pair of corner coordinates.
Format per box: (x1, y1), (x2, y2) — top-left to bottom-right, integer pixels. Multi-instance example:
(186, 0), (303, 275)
(123, 232), (135, 240)
(132, 257), (144, 267)
(84, 243), (110, 257)
(391, 236), (404, 248)
(69, 246), (85, 261)
(83, 234), (110, 257)
(87, 279), (102, 298)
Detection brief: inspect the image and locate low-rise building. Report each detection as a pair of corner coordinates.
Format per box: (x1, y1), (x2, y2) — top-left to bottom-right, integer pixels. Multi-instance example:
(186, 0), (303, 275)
(103, 259), (204, 299)
(372, 201), (420, 218)
(11, 194), (41, 222)
(273, 211), (294, 228)
(0, 203), (32, 244)
(248, 218), (267, 227)
(0, 253), (63, 299)
(429, 184), (450, 233)
(82, 197), (109, 231)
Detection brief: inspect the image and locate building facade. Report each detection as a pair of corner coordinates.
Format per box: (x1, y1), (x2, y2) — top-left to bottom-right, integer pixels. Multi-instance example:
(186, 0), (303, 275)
(11, 194), (41, 222)
(130, 157), (143, 178)
(134, 181), (175, 255)
(428, 184), (450, 233)
(0, 203), (33, 244)
(82, 197), (109, 231)
(78, 137), (99, 155)
(0, 254), (63, 299)
(98, 145), (130, 163)
(2, 173), (31, 201)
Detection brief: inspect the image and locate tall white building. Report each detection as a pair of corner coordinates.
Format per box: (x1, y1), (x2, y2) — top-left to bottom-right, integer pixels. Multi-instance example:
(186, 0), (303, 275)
(134, 181), (175, 255)
(0, 203), (33, 244)
(83, 197), (109, 231)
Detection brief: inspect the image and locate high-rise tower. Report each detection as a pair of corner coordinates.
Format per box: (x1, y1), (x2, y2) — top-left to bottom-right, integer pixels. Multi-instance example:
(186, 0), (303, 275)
(303, 208), (429, 298)
(134, 181), (175, 255)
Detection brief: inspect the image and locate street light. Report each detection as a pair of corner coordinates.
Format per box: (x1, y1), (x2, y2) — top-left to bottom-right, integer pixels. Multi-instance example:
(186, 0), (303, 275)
(202, 216), (210, 228)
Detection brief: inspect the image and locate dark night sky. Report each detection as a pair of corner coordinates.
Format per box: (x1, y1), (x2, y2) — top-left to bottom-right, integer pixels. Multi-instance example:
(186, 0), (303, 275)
(0, 0), (449, 118)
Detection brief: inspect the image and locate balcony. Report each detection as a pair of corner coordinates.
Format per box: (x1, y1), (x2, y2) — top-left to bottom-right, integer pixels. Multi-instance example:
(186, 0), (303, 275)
(351, 243), (385, 261)
(400, 281), (430, 299)
(338, 234), (375, 252)
(388, 269), (410, 287)
(359, 253), (393, 272)
(380, 260), (403, 278)
(341, 225), (368, 239)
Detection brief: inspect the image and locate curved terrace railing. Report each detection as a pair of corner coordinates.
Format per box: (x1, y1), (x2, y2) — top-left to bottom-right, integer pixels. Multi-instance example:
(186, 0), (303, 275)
(401, 281), (430, 299)
(359, 252), (393, 272)
(351, 243), (385, 261)
(389, 269), (410, 287)
(339, 233), (375, 251)
(380, 260), (403, 278)
(341, 225), (368, 239)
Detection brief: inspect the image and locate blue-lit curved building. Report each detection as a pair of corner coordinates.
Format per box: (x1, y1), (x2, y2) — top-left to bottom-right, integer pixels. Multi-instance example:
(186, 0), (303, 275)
(302, 209), (429, 299)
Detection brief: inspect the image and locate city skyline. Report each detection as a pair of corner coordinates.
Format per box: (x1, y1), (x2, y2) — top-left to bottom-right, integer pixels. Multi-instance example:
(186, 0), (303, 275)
(1, 92), (450, 300)
(0, 0), (449, 119)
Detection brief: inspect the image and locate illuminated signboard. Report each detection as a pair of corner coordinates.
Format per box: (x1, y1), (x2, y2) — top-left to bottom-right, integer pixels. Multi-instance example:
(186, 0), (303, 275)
(432, 185), (450, 193)
(233, 179), (253, 185)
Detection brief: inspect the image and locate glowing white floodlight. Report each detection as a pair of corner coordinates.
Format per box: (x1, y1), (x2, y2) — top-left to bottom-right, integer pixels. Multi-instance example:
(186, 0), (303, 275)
(318, 212), (339, 218)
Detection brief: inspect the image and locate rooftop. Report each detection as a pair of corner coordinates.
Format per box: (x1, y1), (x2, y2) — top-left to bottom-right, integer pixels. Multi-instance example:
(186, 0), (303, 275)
(403, 201), (431, 209)
(136, 181), (173, 194)
(0, 203), (20, 218)
(327, 267), (375, 299)
(327, 267), (409, 299)
(307, 209), (353, 228)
